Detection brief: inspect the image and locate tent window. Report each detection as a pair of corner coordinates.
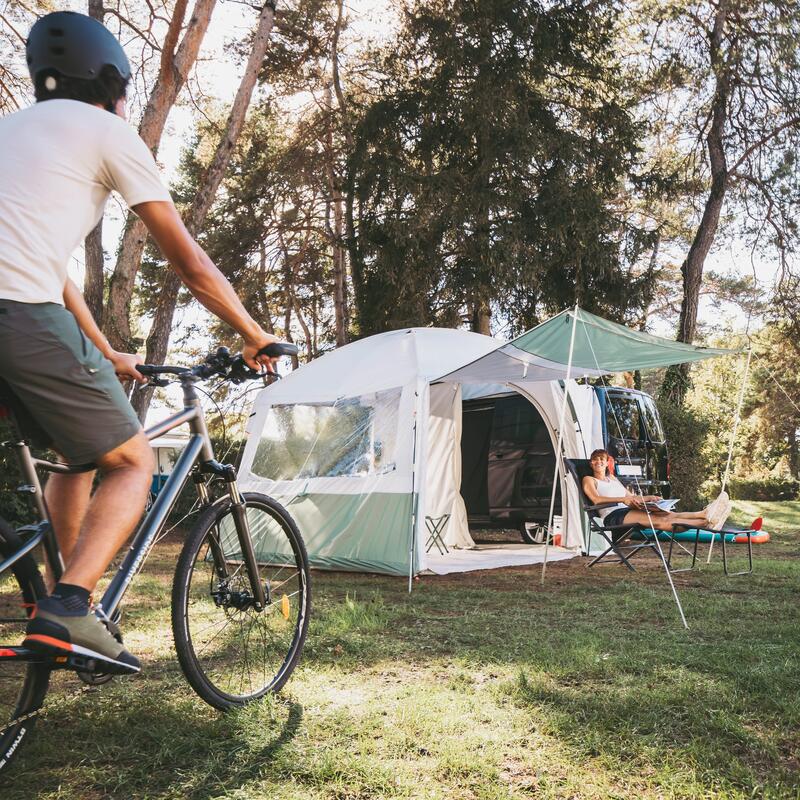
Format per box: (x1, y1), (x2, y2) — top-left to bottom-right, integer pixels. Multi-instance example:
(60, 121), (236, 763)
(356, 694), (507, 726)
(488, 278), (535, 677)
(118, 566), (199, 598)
(250, 388), (402, 480)
(641, 396), (665, 442)
(605, 395), (641, 441)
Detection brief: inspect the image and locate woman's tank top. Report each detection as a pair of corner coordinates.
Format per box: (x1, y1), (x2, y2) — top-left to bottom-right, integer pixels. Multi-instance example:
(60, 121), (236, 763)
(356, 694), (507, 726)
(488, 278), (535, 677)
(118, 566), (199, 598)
(592, 476), (628, 519)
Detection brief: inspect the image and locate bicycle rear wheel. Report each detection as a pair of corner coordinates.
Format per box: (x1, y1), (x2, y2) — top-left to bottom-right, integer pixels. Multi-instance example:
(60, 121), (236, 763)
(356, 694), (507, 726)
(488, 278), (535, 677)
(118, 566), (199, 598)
(0, 520), (49, 773)
(172, 492), (310, 711)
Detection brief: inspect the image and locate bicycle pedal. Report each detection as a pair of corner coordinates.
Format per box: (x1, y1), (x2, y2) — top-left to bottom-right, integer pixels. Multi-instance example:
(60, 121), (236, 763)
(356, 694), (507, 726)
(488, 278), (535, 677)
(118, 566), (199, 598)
(77, 669), (114, 686)
(48, 651), (137, 677)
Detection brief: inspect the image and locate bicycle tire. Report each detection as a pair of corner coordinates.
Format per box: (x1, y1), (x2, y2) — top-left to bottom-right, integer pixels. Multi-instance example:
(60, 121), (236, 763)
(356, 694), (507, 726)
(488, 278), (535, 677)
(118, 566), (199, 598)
(171, 492), (311, 711)
(0, 519), (49, 773)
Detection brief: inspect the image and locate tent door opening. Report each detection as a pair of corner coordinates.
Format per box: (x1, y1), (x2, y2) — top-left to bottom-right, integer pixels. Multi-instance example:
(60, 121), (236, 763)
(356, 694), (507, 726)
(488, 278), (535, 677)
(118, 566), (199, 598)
(461, 394), (562, 536)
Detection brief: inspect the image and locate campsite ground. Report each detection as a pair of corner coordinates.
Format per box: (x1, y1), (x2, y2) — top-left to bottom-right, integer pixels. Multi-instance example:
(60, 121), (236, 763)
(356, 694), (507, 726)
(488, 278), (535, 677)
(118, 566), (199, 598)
(10, 501), (800, 799)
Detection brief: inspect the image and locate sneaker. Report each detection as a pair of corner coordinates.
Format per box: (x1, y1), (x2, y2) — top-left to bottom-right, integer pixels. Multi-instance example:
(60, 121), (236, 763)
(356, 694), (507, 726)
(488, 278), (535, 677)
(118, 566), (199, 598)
(23, 596), (140, 673)
(704, 491), (728, 521)
(709, 497), (733, 531)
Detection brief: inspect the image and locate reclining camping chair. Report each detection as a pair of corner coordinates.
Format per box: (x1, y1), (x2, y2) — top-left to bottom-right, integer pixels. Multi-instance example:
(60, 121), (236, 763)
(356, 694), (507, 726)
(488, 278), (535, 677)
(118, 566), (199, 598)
(564, 458), (664, 571)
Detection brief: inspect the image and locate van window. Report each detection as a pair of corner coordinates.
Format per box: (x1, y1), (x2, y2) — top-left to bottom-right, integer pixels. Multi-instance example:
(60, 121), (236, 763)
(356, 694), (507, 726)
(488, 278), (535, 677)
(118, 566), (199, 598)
(641, 396), (665, 442)
(605, 394), (641, 441)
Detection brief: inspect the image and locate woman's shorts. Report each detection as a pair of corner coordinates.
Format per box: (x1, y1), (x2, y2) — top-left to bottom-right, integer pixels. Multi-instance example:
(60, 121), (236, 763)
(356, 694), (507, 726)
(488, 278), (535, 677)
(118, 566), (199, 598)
(603, 507), (630, 527)
(0, 300), (141, 465)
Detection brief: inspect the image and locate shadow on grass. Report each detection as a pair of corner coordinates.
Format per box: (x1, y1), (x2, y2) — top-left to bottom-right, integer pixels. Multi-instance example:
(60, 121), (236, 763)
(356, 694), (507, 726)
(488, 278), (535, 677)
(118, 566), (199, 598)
(11, 659), (304, 799)
(507, 667), (799, 795)
(10, 532), (798, 798)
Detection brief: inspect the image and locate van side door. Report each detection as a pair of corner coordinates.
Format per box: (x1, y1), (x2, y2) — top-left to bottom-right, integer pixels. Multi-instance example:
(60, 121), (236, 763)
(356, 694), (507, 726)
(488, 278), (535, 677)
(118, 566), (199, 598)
(640, 394), (670, 497)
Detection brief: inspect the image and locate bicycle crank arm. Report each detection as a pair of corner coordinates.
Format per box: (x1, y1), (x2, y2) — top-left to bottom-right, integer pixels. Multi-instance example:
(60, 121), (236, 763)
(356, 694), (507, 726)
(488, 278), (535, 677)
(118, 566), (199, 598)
(0, 646), (132, 675)
(0, 646), (47, 662)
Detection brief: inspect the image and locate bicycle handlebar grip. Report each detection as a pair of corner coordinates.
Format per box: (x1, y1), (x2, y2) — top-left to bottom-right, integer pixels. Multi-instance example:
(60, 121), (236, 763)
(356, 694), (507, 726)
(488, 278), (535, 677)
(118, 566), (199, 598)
(258, 342), (299, 359)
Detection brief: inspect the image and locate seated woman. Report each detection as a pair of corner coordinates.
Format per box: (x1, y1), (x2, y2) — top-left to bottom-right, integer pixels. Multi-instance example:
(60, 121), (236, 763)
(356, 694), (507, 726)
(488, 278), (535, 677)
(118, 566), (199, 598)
(582, 448), (710, 532)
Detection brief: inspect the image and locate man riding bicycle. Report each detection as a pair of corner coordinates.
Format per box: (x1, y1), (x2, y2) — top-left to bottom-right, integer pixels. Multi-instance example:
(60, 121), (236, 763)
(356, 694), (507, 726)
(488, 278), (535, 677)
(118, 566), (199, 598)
(0, 11), (278, 673)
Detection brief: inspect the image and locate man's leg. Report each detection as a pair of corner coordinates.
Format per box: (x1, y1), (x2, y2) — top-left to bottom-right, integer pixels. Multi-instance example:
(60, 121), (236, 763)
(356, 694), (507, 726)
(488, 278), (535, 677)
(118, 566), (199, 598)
(43, 469), (95, 590)
(24, 431), (153, 671)
(59, 431), (153, 591)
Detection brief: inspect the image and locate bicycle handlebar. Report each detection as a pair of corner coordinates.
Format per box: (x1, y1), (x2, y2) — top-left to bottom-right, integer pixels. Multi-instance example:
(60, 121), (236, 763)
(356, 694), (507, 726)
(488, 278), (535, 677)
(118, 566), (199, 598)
(137, 341), (299, 385)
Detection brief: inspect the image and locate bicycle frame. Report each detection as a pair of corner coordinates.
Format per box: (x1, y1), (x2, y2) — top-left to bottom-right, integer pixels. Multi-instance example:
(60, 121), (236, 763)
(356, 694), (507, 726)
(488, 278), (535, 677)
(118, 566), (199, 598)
(1, 374), (266, 664)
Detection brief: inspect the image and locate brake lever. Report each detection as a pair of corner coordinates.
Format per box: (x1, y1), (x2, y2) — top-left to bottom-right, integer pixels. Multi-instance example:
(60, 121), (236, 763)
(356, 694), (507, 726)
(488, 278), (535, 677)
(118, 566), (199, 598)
(228, 355), (283, 385)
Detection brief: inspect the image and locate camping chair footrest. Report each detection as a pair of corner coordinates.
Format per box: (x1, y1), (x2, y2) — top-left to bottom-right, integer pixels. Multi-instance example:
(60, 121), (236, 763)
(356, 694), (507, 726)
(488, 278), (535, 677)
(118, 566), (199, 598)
(678, 524), (755, 577)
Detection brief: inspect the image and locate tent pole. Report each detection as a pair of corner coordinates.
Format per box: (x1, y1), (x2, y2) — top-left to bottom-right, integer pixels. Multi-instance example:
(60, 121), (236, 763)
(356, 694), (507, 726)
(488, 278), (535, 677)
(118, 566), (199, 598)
(707, 347), (752, 564)
(541, 304), (579, 585)
(409, 413), (419, 594)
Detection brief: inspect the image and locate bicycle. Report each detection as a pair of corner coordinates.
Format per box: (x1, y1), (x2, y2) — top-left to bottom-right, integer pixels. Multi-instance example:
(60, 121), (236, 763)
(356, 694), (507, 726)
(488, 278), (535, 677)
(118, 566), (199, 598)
(0, 342), (311, 773)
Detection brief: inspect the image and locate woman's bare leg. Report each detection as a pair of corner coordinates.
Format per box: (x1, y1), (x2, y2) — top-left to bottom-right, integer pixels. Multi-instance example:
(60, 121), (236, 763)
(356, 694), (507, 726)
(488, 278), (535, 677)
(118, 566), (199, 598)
(621, 510), (709, 530)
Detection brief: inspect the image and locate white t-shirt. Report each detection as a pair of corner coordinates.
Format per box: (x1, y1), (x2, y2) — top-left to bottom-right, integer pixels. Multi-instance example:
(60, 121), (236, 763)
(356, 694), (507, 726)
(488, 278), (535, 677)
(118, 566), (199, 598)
(0, 99), (171, 305)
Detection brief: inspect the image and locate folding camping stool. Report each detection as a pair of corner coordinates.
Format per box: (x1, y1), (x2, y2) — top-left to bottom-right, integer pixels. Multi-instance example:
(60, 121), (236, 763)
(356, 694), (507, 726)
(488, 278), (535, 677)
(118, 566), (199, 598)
(425, 514), (451, 555)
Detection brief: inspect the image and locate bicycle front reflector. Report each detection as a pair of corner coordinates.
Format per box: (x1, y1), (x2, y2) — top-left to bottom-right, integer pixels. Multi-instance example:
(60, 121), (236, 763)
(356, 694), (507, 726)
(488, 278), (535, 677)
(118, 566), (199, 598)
(281, 594), (290, 620)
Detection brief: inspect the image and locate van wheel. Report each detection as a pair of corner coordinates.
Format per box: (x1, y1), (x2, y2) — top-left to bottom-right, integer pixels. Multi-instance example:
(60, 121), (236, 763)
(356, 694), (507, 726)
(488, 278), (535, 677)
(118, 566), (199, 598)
(519, 522), (545, 545)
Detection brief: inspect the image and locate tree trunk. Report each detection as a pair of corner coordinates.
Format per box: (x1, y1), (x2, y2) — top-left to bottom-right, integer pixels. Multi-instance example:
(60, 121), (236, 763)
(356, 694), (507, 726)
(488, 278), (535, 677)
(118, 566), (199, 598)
(662, 3), (730, 404)
(788, 427), (799, 479)
(82, 1), (105, 323)
(323, 83), (348, 347)
(344, 161), (364, 333)
(104, 0), (215, 353)
(330, 0), (353, 344)
(470, 300), (491, 335)
(133, 1), (277, 421)
(281, 257), (300, 370)
(83, 220), (105, 321)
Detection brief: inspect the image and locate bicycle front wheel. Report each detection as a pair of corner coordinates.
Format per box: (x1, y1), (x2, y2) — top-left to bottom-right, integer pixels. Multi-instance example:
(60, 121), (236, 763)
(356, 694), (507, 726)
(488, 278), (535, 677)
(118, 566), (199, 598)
(0, 520), (49, 773)
(172, 492), (310, 710)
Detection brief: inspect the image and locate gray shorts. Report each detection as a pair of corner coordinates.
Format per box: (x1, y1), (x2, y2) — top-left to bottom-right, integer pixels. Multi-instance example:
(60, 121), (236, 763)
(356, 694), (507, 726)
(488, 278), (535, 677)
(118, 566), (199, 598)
(0, 300), (141, 464)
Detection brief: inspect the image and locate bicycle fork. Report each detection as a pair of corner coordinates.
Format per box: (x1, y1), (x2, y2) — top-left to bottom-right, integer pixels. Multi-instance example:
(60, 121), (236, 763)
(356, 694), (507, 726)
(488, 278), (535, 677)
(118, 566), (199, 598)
(227, 480), (267, 611)
(199, 463), (266, 612)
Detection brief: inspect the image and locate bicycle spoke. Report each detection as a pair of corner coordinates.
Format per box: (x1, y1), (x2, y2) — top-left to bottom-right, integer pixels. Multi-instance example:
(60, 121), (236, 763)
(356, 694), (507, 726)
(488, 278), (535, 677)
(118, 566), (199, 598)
(174, 495), (309, 707)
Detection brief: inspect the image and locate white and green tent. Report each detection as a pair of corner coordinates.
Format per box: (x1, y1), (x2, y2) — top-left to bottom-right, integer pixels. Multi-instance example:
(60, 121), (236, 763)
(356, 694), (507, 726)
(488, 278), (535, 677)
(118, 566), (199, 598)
(238, 309), (737, 580)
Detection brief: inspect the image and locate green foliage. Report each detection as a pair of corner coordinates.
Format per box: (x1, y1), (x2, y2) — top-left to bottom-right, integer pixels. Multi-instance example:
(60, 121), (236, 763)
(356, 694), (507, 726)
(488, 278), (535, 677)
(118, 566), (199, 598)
(0, 419), (33, 527)
(657, 398), (711, 507)
(349, 0), (659, 335)
(727, 476), (800, 502)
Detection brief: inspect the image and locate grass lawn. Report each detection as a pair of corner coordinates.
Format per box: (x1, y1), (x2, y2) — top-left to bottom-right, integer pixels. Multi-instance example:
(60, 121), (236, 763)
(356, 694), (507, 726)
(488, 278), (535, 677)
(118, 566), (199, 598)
(8, 501), (800, 799)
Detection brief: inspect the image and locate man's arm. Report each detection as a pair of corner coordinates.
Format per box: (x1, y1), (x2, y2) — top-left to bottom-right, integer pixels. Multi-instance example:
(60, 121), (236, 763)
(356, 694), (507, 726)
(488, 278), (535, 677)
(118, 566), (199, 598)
(132, 201), (277, 369)
(63, 278), (145, 381)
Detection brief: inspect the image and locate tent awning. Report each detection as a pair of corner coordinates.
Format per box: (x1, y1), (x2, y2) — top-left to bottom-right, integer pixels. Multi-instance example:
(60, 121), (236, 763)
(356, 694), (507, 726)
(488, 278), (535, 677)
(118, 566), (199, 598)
(438, 307), (740, 383)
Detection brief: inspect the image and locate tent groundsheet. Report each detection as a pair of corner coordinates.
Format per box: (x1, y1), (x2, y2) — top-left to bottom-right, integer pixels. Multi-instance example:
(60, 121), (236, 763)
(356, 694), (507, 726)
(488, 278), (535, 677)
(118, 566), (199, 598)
(423, 544), (576, 575)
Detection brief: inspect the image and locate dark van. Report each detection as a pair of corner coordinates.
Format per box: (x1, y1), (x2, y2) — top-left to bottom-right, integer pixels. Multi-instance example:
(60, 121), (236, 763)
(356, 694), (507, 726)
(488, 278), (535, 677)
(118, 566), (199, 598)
(460, 386), (670, 543)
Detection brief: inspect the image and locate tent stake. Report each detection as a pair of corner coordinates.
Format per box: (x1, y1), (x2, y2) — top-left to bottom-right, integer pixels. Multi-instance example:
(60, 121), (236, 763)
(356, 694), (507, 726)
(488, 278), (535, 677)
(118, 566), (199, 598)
(541, 305), (579, 585)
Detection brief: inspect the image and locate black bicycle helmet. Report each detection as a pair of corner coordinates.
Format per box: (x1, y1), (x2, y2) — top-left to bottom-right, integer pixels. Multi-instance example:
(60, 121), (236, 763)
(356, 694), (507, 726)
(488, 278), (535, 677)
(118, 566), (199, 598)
(26, 11), (131, 84)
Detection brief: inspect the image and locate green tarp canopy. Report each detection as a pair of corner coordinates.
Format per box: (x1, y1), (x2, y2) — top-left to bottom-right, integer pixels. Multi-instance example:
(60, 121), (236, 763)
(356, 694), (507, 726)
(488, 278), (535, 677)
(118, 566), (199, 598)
(440, 307), (740, 384)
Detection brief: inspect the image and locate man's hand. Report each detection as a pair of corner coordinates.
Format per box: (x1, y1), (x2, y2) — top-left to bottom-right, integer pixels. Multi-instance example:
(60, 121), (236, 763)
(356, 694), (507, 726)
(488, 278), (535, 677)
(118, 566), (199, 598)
(109, 351), (146, 383)
(242, 331), (281, 372)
